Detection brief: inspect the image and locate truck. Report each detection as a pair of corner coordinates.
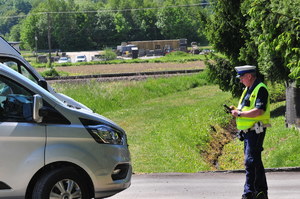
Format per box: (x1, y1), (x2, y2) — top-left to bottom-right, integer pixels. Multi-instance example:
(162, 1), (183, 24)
(118, 39), (188, 57)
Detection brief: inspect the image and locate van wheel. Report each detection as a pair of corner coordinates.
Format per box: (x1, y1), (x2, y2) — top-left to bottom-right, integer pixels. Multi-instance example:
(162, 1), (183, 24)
(32, 167), (92, 199)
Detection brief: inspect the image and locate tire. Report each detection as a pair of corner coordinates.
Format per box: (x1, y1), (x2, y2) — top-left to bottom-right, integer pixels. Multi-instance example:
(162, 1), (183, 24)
(32, 167), (93, 199)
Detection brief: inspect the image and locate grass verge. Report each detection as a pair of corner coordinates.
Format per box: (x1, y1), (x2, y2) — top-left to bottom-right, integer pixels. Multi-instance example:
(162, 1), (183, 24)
(52, 72), (233, 172)
(51, 72), (300, 173)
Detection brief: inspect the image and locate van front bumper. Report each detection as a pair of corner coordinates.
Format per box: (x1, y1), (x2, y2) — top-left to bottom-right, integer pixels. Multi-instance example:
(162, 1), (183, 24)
(94, 163), (132, 198)
(93, 144), (132, 198)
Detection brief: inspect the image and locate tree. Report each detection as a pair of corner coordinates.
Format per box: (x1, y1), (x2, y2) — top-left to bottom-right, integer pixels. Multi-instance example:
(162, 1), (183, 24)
(240, 0), (290, 83)
(20, 13), (39, 50)
(7, 23), (22, 42)
(113, 12), (132, 42)
(20, 0), (98, 51)
(156, 1), (201, 42)
(243, 0), (300, 127)
(94, 11), (119, 47)
(130, 9), (162, 41)
(16, 0), (210, 51)
(0, 0), (32, 39)
(206, 0), (300, 128)
(205, 0), (246, 96)
(0, 9), (21, 37)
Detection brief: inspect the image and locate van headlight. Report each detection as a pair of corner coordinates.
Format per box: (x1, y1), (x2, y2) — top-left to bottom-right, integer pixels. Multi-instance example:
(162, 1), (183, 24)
(88, 125), (124, 145)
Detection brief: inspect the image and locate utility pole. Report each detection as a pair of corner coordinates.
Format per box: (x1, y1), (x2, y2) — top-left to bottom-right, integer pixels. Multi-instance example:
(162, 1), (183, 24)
(47, 12), (52, 68)
(35, 32), (38, 63)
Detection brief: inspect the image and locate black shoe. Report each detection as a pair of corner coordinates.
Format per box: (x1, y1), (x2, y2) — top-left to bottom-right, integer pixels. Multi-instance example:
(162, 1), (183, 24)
(256, 191), (268, 199)
(241, 193), (255, 199)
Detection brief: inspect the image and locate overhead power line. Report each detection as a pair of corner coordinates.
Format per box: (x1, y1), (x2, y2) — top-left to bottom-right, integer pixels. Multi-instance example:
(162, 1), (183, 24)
(0, 2), (212, 19)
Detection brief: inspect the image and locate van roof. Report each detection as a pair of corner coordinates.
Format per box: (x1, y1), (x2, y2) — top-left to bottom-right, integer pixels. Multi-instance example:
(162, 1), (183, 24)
(0, 36), (22, 58)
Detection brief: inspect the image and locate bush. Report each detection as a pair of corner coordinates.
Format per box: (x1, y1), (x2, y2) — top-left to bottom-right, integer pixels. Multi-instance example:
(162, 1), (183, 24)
(40, 68), (69, 77)
(268, 82), (286, 102)
(165, 51), (189, 57)
(103, 48), (117, 60)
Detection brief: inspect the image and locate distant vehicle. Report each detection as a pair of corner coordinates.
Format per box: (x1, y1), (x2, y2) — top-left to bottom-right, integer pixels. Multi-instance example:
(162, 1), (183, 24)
(118, 45), (137, 57)
(57, 56), (70, 63)
(163, 44), (173, 55)
(199, 49), (213, 55)
(75, 55), (87, 62)
(190, 42), (200, 55)
(92, 54), (105, 61)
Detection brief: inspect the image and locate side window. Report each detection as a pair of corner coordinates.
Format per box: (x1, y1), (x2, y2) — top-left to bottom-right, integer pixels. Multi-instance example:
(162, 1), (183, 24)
(0, 76), (34, 122)
(1, 60), (18, 71)
(0, 58), (38, 84)
(19, 65), (38, 83)
(0, 75), (70, 124)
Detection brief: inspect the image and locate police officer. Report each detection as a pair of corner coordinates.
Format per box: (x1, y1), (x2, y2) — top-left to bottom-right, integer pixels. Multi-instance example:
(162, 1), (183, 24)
(230, 65), (270, 199)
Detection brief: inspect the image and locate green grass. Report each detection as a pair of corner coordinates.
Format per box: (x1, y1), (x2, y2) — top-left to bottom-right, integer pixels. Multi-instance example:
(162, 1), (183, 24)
(51, 72), (300, 173)
(264, 101), (300, 167)
(218, 100), (300, 170)
(106, 85), (234, 173)
(53, 72), (210, 113)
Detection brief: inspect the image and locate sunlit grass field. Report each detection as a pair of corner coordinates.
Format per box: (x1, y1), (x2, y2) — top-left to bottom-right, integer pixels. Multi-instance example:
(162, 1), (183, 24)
(51, 72), (300, 173)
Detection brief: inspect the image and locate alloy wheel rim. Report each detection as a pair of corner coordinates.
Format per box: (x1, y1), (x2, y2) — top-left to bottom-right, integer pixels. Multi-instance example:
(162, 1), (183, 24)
(50, 179), (82, 199)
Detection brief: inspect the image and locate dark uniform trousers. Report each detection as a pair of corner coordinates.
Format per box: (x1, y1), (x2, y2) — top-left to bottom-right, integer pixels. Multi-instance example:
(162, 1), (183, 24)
(243, 128), (268, 195)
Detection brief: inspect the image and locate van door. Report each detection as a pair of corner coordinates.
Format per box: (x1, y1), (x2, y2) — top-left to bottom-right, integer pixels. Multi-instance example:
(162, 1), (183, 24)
(0, 75), (45, 197)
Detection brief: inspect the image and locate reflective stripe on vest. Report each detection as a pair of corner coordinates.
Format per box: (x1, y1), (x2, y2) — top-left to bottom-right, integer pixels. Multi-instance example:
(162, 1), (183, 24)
(236, 82), (270, 130)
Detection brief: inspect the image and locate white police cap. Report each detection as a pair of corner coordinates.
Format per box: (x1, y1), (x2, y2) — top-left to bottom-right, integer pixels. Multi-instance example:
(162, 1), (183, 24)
(235, 65), (256, 77)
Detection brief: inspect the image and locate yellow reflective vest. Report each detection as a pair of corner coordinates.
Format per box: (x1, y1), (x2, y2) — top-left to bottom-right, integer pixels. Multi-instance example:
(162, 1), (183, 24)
(236, 82), (270, 130)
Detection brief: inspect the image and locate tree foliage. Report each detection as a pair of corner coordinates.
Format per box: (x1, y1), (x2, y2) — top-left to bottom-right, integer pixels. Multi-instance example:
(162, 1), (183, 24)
(206, 0), (246, 62)
(205, 0), (246, 96)
(0, 0), (210, 51)
(242, 0), (292, 84)
(206, 0), (300, 94)
(0, 0), (32, 39)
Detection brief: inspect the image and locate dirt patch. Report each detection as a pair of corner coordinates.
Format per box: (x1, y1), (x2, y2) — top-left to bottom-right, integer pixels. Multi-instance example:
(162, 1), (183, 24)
(200, 119), (237, 170)
(37, 61), (205, 75)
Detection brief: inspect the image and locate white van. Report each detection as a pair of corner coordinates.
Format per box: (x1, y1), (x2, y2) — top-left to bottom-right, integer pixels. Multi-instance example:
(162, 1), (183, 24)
(0, 38), (131, 198)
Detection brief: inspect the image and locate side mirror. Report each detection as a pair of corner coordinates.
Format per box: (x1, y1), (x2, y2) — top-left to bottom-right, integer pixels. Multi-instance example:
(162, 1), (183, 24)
(33, 94), (43, 123)
(38, 80), (48, 91)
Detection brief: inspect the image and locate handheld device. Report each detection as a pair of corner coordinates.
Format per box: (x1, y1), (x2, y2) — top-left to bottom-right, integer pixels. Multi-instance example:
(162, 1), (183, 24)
(223, 104), (232, 114)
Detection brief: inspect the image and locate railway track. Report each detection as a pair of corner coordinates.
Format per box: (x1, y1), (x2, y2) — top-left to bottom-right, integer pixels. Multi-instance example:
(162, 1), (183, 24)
(45, 69), (204, 83)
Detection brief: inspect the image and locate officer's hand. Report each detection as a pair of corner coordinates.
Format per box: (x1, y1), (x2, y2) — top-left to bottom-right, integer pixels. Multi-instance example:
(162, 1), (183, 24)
(229, 105), (236, 110)
(231, 109), (239, 117)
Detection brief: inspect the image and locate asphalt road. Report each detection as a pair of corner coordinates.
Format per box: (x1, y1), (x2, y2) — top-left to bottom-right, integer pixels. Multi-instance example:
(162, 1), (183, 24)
(109, 171), (300, 199)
